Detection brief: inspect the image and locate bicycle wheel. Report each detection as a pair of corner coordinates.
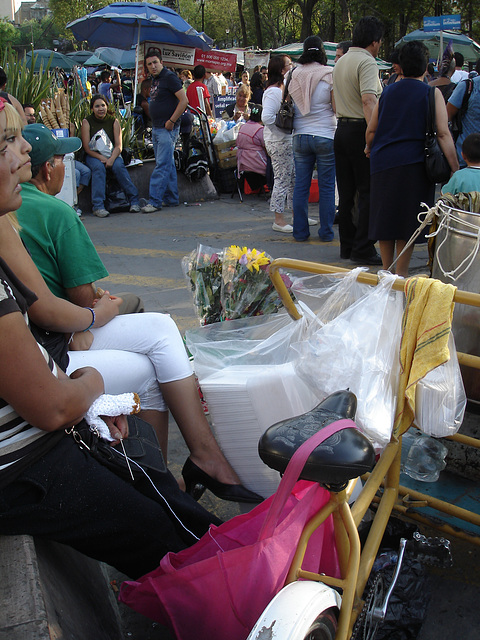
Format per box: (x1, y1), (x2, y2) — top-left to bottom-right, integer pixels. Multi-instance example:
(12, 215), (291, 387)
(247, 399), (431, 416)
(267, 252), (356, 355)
(247, 582), (341, 640)
(304, 607), (337, 640)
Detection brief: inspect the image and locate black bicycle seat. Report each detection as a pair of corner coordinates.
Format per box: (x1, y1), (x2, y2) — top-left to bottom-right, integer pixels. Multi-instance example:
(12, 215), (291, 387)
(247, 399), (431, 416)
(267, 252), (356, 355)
(258, 390), (376, 488)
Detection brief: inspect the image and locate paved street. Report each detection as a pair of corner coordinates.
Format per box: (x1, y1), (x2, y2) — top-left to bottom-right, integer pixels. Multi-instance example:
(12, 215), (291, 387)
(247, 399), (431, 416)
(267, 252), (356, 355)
(83, 191), (480, 639)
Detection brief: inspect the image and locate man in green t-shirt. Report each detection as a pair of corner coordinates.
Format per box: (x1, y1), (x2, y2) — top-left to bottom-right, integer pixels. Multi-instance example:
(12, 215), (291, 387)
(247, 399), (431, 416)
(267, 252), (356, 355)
(17, 124), (143, 313)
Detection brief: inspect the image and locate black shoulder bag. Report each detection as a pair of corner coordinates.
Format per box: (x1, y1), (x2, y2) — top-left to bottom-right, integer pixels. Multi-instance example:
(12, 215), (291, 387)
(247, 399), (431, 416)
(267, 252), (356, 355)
(425, 86), (451, 184)
(275, 70), (295, 134)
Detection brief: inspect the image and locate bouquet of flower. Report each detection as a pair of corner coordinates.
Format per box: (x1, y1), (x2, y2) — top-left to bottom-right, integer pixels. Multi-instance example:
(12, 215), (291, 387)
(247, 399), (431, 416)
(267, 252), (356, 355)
(220, 245), (286, 320)
(182, 244), (224, 325)
(183, 244), (295, 325)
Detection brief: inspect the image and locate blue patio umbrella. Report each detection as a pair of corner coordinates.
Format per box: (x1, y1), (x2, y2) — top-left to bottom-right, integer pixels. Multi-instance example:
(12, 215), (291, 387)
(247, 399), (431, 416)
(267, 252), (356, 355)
(67, 2), (213, 51)
(396, 29), (480, 63)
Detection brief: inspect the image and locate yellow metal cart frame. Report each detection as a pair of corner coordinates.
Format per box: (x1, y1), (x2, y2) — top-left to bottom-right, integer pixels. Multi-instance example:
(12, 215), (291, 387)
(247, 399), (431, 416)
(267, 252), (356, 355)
(267, 258), (480, 640)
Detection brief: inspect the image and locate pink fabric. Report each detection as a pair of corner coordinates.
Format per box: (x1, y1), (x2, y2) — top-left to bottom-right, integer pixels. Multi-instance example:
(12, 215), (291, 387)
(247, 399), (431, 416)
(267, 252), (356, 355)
(120, 420), (353, 640)
(236, 121), (267, 175)
(289, 63), (333, 116)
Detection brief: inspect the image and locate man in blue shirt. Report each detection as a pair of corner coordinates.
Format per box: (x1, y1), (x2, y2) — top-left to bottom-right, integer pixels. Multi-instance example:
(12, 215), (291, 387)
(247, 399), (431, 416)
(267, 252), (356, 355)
(447, 75), (480, 167)
(141, 48), (188, 213)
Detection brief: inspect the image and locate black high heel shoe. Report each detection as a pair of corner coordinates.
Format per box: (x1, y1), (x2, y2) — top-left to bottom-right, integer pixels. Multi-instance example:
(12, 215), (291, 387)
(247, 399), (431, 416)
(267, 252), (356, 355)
(182, 458), (264, 504)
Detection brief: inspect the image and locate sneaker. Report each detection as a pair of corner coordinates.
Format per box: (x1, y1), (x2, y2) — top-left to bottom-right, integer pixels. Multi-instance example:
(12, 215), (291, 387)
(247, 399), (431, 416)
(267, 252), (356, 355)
(129, 204), (141, 213)
(141, 203), (160, 213)
(74, 206), (82, 217)
(272, 223), (293, 233)
(92, 208), (109, 218)
(308, 217), (318, 226)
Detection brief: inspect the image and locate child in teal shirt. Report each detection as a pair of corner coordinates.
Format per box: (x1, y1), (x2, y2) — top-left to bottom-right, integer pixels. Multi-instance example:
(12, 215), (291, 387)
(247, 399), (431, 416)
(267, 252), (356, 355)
(442, 133), (480, 195)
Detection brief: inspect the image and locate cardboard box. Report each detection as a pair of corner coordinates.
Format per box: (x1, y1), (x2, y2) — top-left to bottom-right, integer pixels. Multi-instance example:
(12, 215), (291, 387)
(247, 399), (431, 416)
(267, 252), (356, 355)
(214, 139), (237, 169)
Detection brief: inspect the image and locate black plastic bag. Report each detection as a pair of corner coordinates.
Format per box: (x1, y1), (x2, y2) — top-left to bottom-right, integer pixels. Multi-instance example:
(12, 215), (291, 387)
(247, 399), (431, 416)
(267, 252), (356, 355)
(105, 175), (130, 213)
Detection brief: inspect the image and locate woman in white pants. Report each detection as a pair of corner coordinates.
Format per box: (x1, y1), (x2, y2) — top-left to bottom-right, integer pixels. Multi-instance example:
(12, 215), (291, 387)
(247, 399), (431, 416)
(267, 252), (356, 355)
(1, 109), (261, 505)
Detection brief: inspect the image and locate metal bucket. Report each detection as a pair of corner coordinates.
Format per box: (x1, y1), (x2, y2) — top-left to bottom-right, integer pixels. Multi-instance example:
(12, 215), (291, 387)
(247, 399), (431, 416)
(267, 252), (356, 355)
(431, 201), (480, 402)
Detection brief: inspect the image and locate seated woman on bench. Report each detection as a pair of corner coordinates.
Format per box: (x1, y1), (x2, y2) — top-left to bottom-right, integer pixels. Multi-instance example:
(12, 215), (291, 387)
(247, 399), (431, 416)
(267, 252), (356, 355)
(0, 99), (223, 579)
(81, 93), (140, 218)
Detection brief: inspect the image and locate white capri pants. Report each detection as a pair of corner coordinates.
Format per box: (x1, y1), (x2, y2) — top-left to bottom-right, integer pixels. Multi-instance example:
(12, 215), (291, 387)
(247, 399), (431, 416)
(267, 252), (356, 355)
(66, 313), (193, 412)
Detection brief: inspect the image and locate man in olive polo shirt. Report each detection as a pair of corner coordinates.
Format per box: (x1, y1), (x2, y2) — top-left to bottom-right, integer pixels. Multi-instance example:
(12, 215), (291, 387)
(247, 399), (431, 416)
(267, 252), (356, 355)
(333, 16), (384, 265)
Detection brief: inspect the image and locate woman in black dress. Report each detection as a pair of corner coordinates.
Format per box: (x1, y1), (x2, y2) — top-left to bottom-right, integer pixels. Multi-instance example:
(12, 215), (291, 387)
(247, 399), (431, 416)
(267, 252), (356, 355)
(366, 41), (458, 276)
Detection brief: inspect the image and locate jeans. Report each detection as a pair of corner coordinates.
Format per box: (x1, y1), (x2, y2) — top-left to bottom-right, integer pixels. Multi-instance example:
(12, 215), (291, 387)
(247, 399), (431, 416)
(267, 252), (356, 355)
(149, 125), (180, 207)
(85, 155), (139, 211)
(334, 121), (377, 259)
(74, 160), (91, 187)
(293, 135), (336, 241)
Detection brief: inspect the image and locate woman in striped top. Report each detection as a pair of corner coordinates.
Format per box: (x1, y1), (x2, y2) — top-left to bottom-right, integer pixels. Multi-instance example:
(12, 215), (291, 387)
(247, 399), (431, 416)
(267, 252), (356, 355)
(0, 100), (218, 579)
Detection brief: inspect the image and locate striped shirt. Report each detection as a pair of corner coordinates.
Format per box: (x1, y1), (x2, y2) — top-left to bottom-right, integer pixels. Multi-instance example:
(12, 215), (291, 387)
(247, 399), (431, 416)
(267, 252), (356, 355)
(0, 257), (62, 488)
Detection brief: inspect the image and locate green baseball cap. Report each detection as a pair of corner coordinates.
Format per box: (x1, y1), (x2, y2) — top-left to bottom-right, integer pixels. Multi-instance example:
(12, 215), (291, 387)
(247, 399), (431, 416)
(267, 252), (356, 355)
(23, 124), (81, 166)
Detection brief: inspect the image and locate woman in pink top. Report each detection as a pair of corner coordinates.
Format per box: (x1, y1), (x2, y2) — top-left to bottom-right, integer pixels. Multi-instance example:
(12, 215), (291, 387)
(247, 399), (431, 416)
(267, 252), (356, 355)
(236, 104), (268, 189)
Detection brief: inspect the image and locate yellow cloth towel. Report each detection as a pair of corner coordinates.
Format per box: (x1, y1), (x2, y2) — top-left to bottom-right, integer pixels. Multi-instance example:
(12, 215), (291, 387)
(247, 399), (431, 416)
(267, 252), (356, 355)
(394, 276), (456, 436)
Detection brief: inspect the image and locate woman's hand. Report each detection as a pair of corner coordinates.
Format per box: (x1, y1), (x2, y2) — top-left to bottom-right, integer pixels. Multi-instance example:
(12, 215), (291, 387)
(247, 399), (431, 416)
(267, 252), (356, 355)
(105, 156), (115, 168)
(91, 292), (122, 327)
(102, 414), (129, 444)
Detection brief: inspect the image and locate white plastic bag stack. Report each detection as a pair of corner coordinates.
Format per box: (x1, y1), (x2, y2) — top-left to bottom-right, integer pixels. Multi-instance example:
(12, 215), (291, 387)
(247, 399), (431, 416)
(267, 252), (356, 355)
(414, 332), (467, 437)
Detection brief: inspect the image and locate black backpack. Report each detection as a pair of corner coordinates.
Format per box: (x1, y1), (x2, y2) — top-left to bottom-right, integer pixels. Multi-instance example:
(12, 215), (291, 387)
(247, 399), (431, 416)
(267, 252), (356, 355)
(450, 78), (474, 143)
(184, 140), (209, 182)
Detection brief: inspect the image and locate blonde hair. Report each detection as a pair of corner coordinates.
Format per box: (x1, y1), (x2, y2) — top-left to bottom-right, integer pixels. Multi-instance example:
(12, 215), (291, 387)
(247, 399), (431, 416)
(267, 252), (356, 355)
(237, 85), (252, 100)
(7, 211), (20, 232)
(2, 104), (25, 230)
(4, 101), (24, 133)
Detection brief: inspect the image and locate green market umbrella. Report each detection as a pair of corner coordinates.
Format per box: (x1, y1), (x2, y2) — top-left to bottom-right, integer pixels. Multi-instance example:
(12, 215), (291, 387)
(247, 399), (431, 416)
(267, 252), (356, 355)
(25, 49), (75, 71)
(396, 29), (480, 63)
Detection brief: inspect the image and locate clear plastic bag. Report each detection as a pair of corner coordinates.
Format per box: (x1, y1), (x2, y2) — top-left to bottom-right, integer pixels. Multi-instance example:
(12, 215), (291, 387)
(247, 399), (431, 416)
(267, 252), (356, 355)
(186, 311), (316, 381)
(181, 244), (224, 325)
(414, 332), (467, 437)
(291, 267), (370, 323)
(185, 312), (323, 497)
(292, 273), (404, 450)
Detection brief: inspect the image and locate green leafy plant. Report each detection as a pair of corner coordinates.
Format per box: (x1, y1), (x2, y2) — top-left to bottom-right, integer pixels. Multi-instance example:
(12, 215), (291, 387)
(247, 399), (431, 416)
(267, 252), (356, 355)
(1, 47), (55, 107)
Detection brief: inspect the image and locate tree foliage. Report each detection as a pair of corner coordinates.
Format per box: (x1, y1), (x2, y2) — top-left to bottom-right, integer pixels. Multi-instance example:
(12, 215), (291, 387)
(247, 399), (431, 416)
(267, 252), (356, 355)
(0, 19), (20, 50)
(49, 0), (109, 39)
(35, 0), (480, 59)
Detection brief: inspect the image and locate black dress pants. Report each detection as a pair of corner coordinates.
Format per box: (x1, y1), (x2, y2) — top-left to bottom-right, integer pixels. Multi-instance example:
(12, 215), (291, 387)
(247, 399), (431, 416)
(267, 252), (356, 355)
(334, 120), (378, 260)
(0, 434), (220, 579)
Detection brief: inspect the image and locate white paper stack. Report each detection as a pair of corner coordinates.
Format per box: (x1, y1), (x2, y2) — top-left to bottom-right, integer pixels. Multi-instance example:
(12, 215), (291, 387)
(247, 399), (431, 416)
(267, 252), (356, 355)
(200, 362), (321, 498)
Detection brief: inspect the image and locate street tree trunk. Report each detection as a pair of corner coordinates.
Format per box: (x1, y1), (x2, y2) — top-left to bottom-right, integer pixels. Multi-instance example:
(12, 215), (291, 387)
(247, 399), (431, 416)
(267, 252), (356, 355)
(251, 0), (263, 49)
(237, 0), (248, 48)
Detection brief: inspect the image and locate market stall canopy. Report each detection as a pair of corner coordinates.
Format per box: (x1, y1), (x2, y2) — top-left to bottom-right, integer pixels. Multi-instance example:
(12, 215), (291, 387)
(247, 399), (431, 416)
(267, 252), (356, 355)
(94, 46), (136, 68)
(67, 2), (213, 51)
(271, 42), (337, 66)
(271, 42), (390, 70)
(395, 29), (480, 63)
(24, 49), (75, 71)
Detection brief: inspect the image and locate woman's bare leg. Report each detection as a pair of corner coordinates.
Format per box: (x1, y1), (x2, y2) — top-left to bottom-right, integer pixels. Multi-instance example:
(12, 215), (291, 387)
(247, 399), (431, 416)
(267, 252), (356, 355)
(159, 375), (241, 485)
(394, 240), (415, 278)
(378, 240), (395, 271)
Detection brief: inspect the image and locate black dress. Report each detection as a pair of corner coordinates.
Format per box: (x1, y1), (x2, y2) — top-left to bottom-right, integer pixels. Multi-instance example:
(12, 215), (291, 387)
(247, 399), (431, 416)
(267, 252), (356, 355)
(369, 79), (435, 242)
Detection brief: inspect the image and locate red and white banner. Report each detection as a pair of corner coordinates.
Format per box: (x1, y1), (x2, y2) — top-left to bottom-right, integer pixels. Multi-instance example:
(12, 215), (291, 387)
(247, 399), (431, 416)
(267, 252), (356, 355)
(194, 49), (237, 73)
